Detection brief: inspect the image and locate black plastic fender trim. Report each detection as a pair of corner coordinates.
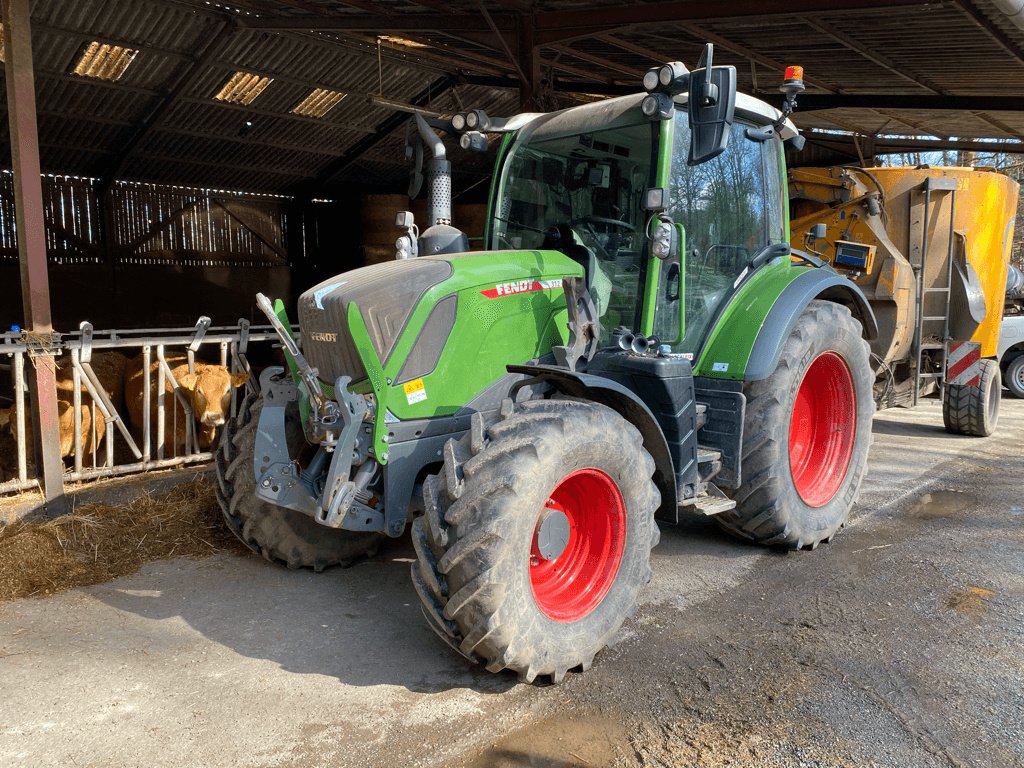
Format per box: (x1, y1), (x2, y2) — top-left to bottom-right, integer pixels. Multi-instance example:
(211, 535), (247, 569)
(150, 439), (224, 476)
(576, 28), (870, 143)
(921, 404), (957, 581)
(745, 268), (879, 382)
(507, 363), (677, 516)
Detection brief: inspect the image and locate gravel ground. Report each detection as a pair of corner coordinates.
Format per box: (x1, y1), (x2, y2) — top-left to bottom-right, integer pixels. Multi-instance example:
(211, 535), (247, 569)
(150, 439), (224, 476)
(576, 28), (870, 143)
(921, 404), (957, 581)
(1, 397), (1021, 768)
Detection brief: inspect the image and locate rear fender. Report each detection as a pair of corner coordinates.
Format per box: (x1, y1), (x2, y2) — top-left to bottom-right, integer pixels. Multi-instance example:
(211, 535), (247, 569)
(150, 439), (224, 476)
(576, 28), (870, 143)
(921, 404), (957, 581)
(507, 364), (677, 516)
(744, 269), (878, 382)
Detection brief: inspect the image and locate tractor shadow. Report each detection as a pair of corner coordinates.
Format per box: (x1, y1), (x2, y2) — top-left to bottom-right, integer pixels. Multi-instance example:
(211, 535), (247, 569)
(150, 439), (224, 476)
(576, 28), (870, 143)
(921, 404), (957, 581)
(90, 538), (519, 695)
(89, 514), (765, 695)
(870, 417), (954, 438)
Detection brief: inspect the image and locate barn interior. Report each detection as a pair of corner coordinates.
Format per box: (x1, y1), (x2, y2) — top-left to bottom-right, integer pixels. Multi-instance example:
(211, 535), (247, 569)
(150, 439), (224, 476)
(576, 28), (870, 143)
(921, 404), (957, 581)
(1, 0), (1023, 503)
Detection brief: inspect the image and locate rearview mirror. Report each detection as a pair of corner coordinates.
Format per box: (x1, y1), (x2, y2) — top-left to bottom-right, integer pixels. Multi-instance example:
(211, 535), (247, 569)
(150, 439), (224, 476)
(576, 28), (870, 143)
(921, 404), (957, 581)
(688, 46), (737, 166)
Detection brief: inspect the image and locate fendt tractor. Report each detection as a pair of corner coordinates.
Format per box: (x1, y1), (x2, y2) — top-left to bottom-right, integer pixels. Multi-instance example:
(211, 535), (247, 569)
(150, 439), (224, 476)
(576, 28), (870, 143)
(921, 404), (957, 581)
(216, 48), (882, 683)
(790, 165), (1019, 436)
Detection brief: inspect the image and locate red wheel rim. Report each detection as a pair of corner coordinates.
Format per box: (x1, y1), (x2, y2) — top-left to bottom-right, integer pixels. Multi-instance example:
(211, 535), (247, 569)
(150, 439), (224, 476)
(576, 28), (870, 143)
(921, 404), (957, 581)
(530, 469), (626, 622)
(789, 351), (857, 508)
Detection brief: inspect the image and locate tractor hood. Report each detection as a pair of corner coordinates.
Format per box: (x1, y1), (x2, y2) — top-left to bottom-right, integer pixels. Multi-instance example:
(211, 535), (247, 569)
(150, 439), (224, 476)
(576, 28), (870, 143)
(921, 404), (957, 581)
(298, 258), (454, 388)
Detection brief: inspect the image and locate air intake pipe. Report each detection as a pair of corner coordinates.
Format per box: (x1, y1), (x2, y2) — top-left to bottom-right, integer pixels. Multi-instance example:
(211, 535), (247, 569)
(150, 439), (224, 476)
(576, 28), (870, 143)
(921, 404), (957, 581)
(412, 113), (468, 255)
(414, 112), (451, 227)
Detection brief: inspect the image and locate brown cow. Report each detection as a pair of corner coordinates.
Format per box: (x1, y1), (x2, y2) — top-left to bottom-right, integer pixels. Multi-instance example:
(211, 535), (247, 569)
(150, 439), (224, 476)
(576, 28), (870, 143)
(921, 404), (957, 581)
(125, 355), (248, 452)
(0, 351), (127, 464)
(1, 399), (95, 464)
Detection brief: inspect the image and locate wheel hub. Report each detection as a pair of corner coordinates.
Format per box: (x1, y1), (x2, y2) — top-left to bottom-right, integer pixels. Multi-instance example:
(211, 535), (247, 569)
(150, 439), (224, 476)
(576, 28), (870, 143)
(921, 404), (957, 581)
(789, 351), (857, 508)
(529, 468), (627, 623)
(534, 506), (571, 562)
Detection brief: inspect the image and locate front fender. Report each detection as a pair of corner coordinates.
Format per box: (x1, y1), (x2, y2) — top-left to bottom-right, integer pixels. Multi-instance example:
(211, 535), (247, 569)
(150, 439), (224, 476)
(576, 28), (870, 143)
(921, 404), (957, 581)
(507, 364), (677, 516)
(744, 268), (878, 382)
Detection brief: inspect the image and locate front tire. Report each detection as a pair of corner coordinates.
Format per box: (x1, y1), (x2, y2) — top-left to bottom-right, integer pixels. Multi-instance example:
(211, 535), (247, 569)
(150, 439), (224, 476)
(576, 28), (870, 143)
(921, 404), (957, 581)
(716, 301), (874, 549)
(411, 399), (660, 684)
(943, 357), (1001, 436)
(215, 393), (382, 571)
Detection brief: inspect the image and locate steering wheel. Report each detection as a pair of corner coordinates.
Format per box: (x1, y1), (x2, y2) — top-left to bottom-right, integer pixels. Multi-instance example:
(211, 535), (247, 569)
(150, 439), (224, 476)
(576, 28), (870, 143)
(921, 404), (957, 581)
(571, 216), (636, 260)
(571, 215), (636, 232)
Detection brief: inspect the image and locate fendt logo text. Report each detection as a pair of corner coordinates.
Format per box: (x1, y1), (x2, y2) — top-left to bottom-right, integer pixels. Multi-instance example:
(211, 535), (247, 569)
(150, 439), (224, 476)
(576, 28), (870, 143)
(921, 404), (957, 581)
(480, 278), (564, 299)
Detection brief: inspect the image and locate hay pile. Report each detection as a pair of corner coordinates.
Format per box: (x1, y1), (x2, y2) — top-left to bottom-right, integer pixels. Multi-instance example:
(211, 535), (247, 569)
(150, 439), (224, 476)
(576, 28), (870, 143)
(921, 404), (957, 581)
(0, 479), (248, 601)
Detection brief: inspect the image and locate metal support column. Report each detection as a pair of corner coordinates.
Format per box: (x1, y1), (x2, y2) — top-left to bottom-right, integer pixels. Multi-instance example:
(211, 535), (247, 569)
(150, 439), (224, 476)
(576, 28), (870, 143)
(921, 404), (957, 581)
(2, 0), (66, 506)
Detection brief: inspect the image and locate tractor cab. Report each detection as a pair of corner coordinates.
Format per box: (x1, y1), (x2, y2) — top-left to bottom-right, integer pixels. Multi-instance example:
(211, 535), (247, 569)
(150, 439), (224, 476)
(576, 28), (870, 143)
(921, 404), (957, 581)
(485, 64), (799, 365)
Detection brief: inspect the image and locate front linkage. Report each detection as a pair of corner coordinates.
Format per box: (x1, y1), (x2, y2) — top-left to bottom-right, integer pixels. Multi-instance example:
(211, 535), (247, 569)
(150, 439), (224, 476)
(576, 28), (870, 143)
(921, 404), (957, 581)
(253, 292), (384, 533)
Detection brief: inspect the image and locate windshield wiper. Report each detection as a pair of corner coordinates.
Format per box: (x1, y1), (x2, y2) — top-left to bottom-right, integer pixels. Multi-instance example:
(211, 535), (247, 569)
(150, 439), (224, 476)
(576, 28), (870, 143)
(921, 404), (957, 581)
(492, 215), (546, 234)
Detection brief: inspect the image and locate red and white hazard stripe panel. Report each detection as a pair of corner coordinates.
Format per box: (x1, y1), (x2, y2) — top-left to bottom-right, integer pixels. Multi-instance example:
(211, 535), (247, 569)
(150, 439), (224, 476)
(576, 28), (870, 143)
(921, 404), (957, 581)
(946, 340), (981, 386)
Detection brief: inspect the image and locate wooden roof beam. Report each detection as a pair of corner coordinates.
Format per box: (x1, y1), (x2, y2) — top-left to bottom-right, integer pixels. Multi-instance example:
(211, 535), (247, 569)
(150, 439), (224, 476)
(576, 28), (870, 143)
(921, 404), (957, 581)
(801, 18), (947, 95)
(678, 22), (843, 93)
(546, 43), (644, 79)
(972, 112), (1024, 141)
(307, 74), (458, 192)
(804, 130), (1024, 155)
(244, 13), (514, 33)
(797, 94), (1024, 111)
(533, 0), (936, 45)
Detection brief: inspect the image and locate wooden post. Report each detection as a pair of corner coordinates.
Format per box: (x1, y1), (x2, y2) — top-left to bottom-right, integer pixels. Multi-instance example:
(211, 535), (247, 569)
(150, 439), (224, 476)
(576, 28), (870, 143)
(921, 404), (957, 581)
(518, 15), (541, 112)
(2, 0), (66, 506)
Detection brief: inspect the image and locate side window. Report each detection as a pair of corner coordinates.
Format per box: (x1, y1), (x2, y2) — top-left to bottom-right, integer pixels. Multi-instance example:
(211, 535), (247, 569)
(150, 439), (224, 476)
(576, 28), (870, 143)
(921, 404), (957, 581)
(660, 113), (785, 354)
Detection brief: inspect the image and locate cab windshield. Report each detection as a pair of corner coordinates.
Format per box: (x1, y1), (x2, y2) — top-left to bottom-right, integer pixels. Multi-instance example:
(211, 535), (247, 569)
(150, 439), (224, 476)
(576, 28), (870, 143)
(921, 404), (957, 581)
(491, 117), (656, 341)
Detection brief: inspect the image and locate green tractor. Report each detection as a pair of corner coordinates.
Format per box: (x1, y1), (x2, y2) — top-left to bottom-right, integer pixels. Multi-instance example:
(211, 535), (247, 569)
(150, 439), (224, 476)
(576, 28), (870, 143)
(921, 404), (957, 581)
(216, 47), (877, 684)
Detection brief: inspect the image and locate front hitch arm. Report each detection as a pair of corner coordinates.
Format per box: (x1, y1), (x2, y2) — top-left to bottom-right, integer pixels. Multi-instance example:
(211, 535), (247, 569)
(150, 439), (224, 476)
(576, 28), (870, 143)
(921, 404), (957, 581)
(255, 292), (340, 443)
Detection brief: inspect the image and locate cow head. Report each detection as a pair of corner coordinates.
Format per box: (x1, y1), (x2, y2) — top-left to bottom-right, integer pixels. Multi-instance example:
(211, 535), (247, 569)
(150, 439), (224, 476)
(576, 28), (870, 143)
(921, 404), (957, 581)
(178, 367), (249, 428)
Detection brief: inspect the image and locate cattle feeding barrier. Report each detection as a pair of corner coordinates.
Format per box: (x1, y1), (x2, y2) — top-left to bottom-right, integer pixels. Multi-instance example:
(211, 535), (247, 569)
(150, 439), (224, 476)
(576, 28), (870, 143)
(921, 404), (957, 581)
(0, 318), (284, 496)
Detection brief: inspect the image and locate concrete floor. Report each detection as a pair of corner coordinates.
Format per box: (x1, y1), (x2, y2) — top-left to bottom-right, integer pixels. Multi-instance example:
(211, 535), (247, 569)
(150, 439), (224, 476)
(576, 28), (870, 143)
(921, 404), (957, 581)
(1, 397), (1022, 767)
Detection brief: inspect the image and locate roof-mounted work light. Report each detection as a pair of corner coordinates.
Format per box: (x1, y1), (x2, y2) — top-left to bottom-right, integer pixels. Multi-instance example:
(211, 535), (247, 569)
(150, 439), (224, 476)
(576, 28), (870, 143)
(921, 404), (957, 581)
(658, 61), (690, 93)
(642, 59), (690, 120)
(641, 92), (674, 120)
(451, 109), (492, 133)
(642, 60), (690, 96)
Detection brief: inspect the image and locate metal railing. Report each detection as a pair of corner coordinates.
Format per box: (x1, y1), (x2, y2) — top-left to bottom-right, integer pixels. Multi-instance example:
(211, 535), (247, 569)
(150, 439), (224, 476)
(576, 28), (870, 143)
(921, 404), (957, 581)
(0, 317), (284, 496)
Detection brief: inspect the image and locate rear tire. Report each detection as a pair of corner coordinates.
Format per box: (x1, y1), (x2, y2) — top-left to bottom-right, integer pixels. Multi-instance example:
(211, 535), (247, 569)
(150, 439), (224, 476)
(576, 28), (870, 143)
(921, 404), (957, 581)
(411, 399), (660, 684)
(716, 301), (874, 549)
(1002, 354), (1024, 400)
(215, 393), (382, 571)
(943, 358), (1001, 436)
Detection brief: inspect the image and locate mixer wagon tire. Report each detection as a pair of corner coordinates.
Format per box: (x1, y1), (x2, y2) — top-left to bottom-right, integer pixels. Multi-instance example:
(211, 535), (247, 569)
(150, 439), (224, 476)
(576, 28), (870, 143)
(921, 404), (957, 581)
(943, 358), (1001, 436)
(1001, 354), (1024, 400)
(716, 300), (874, 550)
(410, 399), (660, 684)
(215, 393), (382, 571)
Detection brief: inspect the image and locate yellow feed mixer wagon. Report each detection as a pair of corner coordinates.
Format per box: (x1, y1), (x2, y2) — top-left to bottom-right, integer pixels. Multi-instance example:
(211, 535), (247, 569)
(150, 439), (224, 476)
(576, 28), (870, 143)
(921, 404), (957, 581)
(790, 165), (1019, 436)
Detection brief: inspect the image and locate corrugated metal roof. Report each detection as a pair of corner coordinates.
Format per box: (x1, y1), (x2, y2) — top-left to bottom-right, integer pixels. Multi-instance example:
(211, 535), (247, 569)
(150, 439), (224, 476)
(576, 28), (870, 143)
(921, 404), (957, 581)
(0, 0), (1021, 195)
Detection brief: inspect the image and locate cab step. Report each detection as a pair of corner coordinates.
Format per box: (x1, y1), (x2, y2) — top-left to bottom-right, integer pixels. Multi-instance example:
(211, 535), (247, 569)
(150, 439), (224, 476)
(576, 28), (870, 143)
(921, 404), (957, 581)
(693, 483), (736, 516)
